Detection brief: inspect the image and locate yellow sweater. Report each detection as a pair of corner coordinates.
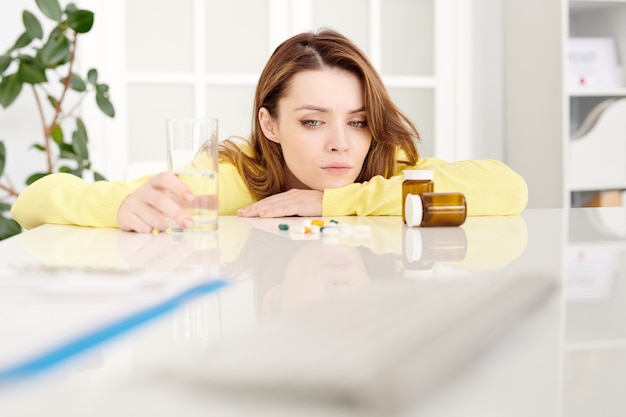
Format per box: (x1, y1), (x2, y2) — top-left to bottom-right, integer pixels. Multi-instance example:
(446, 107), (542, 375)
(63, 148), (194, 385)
(11, 153), (528, 230)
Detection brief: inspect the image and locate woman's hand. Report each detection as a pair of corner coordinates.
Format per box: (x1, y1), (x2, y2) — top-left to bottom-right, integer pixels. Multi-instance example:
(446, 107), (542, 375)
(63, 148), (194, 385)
(237, 189), (323, 218)
(117, 172), (194, 232)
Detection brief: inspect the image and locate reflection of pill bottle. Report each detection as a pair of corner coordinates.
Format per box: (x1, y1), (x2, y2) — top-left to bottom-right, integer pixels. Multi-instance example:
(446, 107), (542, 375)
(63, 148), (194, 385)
(403, 227), (435, 277)
(402, 226), (468, 278)
(405, 192), (467, 227)
(402, 170), (434, 224)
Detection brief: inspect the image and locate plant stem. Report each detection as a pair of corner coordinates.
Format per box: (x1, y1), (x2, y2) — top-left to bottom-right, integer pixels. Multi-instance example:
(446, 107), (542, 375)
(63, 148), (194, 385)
(54, 32), (77, 123)
(0, 183), (19, 197)
(42, 31), (79, 174)
(32, 85), (53, 173)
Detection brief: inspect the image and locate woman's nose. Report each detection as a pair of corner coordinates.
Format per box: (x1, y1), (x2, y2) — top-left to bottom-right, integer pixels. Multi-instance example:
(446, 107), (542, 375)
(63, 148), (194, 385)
(328, 125), (349, 152)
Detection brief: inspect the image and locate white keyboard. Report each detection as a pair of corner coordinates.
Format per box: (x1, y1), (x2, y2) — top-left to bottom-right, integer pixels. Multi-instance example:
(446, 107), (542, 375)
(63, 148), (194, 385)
(174, 276), (554, 412)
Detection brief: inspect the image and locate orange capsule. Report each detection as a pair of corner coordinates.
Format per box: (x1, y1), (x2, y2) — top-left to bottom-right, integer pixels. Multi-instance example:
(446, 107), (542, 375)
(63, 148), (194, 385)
(311, 219), (325, 227)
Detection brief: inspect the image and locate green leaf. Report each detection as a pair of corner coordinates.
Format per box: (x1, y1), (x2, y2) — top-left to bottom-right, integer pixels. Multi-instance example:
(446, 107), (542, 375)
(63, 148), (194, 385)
(51, 124), (64, 144)
(0, 74), (23, 108)
(0, 216), (21, 241)
(0, 55), (11, 74)
(36, 0), (63, 21)
(66, 10), (94, 34)
(59, 143), (76, 159)
(18, 60), (47, 84)
(96, 91), (115, 117)
(72, 119), (89, 160)
(0, 141), (6, 176)
(23, 11), (43, 39)
(87, 68), (97, 84)
(39, 32), (71, 67)
(96, 83), (109, 93)
(32, 144), (46, 151)
(0, 201), (11, 212)
(47, 95), (59, 110)
(93, 171), (106, 181)
(13, 32), (33, 50)
(26, 172), (48, 185)
(75, 118), (87, 140)
(67, 72), (86, 91)
(65, 3), (78, 13)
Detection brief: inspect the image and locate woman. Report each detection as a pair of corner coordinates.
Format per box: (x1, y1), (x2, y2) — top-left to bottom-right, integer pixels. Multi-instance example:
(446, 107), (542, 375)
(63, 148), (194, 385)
(12, 29), (527, 233)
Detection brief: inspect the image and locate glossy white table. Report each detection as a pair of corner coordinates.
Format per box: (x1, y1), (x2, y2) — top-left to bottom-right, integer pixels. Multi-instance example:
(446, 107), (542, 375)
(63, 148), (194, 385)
(0, 208), (624, 416)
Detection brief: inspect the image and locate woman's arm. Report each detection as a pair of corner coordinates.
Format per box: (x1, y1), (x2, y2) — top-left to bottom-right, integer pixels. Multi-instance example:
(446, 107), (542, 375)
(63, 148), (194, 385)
(11, 173), (138, 230)
(323, 158), (528, 216)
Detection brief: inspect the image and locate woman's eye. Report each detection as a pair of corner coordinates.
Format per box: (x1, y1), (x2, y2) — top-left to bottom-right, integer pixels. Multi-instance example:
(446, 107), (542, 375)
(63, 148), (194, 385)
(349, 120), (367, 128)
(301, 120), (321, 128)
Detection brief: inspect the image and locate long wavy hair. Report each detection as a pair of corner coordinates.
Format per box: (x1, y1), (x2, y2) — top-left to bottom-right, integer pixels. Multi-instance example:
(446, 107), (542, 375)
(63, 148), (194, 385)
(219, 29), (420, 201)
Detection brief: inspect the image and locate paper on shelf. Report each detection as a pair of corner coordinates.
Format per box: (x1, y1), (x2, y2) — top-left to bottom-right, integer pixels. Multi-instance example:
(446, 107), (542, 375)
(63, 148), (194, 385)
(570, 98), (626, 190)
(568, 37), (620, 91)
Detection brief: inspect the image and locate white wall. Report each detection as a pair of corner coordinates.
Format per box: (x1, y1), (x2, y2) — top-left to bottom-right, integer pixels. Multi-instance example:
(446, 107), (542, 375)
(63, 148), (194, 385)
(471, 0), (504, 161)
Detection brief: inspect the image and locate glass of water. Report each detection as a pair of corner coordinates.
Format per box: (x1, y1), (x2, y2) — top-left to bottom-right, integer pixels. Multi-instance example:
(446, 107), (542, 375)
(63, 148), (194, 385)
(166, 118), (219, 232)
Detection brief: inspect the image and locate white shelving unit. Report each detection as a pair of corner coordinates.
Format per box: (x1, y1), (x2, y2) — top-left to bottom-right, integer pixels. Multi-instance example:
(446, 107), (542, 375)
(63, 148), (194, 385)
(504, 0), (626, 209)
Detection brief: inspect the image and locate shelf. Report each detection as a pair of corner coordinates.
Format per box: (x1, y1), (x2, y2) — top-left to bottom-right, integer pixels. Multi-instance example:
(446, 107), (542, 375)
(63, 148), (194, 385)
(570, 183), (626, 192)
(569, 89), (626, 97)
(570, 0), (626, 12)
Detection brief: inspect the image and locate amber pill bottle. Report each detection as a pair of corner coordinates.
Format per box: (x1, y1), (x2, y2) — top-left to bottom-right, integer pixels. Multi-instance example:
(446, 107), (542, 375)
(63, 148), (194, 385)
(402, 170), (434, 224)
(404, 192), (467, 227)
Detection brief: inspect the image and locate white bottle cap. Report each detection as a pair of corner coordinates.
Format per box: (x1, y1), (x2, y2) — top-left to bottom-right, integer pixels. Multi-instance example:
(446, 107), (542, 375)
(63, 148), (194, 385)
(405, 194), (424, 227)
(403, 170), (434, 181)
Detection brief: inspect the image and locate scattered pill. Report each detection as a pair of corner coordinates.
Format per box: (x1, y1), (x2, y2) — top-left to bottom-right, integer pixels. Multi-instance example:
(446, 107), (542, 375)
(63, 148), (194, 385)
(290, 225), (306, 234)
(278, 224), (289, 231)
(321, 227), (339, 236)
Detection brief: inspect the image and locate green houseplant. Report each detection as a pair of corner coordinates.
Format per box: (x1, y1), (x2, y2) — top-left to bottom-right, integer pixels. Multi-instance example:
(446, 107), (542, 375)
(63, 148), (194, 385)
(0, 0), (114, 240)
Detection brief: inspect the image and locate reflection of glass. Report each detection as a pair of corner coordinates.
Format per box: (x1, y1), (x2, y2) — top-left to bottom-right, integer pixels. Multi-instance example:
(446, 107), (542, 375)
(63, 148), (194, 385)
(168, 231), (220, 277)
(402, 226), (467, 278)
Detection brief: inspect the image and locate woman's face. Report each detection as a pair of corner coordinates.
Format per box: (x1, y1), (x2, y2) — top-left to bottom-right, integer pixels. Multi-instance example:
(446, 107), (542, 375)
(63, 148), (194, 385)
(259, 67), (372, 191)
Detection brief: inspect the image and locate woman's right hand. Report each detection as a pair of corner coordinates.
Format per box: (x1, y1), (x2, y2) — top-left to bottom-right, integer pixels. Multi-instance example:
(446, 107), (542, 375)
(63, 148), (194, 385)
(117, 172), (195, 233)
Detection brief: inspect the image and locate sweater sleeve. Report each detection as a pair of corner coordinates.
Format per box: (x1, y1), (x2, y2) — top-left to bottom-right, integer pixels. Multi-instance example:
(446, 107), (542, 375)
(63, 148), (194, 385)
(322, 158), (528, 216)
(11, 173), (140, 230)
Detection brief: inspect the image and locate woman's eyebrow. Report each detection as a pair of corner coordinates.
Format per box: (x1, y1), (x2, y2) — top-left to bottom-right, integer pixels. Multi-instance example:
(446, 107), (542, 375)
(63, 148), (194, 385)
(293, 105), (366, 113)
(294, 105), (328, 113)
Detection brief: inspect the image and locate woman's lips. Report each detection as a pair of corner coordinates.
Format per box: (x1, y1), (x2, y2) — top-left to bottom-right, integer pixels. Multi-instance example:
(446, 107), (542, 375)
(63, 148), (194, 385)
(322, 165), (351, 175)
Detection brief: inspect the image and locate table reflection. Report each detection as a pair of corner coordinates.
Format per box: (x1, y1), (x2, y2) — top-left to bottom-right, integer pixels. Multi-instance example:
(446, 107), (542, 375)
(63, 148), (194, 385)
(563, 208), (626, 416)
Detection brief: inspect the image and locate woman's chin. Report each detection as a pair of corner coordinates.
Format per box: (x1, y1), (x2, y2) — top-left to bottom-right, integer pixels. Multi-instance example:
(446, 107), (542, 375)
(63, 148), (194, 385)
(322, 180), (354, 190)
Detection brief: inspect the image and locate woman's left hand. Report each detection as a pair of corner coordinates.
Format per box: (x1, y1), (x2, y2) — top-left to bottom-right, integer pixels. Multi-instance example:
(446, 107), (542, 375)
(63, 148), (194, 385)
(237, 189), (323, 218)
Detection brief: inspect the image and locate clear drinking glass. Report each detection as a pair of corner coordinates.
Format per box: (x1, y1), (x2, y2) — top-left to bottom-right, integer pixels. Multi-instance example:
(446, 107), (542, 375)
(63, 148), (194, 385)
(166, 118), (219, 232)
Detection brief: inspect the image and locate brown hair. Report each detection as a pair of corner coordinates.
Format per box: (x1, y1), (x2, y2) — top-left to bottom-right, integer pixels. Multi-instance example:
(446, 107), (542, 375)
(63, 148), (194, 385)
(219, 28), (419, 201)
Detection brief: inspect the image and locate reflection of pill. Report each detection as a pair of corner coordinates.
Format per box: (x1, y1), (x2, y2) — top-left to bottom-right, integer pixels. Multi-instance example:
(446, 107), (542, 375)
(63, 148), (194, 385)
(321, 227), (339, 236)
(311, 219), (324, 227)
(290, 225), (306, 234)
